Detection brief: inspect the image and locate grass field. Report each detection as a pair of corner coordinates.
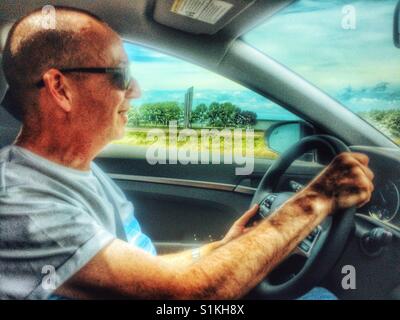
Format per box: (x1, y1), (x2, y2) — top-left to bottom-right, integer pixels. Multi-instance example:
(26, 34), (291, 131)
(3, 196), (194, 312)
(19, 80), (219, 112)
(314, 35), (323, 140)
(112, 127), (278, 159)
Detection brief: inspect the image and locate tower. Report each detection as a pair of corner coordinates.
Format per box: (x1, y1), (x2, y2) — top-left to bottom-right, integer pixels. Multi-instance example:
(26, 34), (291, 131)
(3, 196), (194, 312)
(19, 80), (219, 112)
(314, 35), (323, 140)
(184, 86), (193, 128)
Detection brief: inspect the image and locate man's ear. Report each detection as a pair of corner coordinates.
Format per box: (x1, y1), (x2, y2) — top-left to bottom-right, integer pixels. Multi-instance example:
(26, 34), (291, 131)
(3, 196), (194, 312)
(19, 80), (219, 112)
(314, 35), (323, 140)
(42, 69), (73, 112)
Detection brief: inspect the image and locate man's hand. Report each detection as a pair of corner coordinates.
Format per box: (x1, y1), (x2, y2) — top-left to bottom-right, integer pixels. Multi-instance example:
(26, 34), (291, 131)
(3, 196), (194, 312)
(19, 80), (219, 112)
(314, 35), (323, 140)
(307, 152), (374, 212)
(223, 152), (374, 244)
(222, 204), (259, 244)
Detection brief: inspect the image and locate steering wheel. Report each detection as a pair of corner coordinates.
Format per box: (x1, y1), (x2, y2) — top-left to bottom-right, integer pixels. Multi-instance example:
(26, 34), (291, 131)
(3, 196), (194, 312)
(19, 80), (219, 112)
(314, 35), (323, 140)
(247, 135), (355, 300)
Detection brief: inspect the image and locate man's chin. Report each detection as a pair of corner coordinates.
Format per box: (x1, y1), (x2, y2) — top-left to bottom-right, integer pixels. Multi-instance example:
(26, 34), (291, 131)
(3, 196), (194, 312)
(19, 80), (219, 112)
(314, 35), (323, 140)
(114, 128), (126, 141)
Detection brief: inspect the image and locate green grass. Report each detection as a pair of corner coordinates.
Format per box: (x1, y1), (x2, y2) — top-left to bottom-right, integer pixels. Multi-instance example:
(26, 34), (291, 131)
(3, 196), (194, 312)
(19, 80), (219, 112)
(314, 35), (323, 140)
(112, 127), (278, 159)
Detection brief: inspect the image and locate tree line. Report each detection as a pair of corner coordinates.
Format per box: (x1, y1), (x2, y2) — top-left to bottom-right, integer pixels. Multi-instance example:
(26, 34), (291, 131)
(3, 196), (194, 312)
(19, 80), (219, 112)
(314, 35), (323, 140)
(360, 109), (400, 139)
(126, 102), (399, 141)
(127, 101), (257, 128)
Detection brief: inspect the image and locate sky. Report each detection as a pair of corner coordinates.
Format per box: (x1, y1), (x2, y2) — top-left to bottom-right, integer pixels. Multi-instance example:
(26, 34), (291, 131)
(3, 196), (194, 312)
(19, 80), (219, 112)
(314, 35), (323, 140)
(125, 0), (400, 119)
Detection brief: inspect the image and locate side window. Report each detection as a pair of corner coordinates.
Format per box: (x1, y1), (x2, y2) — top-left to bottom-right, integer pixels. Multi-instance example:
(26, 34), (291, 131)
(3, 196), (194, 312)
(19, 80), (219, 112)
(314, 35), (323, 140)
(115, 42), (300, 160)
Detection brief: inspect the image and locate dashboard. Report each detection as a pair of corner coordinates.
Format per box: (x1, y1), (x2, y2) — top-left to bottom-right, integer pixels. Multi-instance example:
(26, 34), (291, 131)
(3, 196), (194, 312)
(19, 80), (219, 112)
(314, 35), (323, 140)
(360, 178), (400, 229)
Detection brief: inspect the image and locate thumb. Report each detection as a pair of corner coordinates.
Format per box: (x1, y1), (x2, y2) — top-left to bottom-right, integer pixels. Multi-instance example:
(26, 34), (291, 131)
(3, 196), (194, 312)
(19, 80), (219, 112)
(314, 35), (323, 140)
(235, 204), (259, 227)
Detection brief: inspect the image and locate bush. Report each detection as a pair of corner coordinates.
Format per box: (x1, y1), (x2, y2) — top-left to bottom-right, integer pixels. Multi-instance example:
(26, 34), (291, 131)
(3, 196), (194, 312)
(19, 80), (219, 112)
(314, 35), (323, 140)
(139, 102), (183, 126)
(360, 109), (400, 140)
(127, 101), (258, 129)
(191, 102), (257, 128)
(127, 108), (140, 127)
(385, 110), (400, 137)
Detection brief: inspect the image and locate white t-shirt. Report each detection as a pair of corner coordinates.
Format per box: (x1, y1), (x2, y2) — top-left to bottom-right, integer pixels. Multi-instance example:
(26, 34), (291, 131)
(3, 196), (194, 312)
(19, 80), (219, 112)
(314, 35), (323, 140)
(0, 145), (155, 299)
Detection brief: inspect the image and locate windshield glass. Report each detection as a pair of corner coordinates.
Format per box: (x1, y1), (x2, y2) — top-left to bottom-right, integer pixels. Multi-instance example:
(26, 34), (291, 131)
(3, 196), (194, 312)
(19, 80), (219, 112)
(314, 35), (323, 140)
(244, 0), (400, 145)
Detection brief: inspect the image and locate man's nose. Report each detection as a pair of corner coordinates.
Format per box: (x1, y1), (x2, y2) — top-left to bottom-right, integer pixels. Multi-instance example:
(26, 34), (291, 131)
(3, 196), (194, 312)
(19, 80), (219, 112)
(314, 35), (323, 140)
(125, 77), (141, 100)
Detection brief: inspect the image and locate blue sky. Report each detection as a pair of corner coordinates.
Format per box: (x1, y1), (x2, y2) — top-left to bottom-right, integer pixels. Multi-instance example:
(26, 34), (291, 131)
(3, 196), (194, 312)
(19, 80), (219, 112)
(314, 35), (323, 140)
(125, 0), (400, 119)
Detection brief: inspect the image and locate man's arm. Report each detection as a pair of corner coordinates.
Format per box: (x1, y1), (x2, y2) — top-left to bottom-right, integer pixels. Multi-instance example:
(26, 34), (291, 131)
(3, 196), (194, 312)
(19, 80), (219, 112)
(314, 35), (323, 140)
(55, 152), (374, 299)
(159, 241), (223, 267)
(159, 205), (260, 268)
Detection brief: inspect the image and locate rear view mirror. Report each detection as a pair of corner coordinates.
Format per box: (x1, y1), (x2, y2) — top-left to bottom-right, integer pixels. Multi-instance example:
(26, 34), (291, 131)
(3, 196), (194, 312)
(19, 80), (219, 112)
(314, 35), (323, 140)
(394, 0), (400, 48)
(265, 121), (314, 156)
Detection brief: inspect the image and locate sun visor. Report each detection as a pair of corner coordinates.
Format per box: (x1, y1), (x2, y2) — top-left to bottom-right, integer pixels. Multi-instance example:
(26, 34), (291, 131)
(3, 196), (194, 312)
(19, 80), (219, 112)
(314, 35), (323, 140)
(153, 0), (256, 35)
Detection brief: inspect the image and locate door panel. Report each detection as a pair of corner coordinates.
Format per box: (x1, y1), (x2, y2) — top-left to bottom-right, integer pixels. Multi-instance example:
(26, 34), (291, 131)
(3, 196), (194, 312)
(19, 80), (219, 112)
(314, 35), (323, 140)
(115, 180), (250, 244)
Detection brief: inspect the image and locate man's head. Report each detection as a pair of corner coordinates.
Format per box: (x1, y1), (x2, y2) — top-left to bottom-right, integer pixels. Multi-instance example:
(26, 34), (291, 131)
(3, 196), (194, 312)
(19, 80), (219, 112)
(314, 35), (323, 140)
(2, 6), (140, 145)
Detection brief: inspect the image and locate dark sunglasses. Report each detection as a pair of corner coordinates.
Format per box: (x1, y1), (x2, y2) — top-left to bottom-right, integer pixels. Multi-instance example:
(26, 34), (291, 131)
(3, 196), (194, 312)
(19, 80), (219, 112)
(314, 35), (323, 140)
(35, 66), (133, 90)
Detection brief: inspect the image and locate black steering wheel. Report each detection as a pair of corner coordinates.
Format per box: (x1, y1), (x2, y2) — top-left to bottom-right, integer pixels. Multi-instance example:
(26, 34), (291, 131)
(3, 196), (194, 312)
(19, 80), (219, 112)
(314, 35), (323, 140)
(247, 135), (355, 300)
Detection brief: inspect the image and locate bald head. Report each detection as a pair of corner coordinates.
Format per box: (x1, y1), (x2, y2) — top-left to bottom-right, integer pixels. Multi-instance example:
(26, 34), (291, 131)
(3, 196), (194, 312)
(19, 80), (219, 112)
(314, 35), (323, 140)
(2, 6), (120, 119)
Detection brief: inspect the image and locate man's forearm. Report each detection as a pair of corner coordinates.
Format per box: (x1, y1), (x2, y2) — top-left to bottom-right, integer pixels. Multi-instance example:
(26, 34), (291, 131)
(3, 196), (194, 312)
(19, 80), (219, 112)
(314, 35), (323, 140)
(174, 191), (333, 299)
(160, 241), (223, 268)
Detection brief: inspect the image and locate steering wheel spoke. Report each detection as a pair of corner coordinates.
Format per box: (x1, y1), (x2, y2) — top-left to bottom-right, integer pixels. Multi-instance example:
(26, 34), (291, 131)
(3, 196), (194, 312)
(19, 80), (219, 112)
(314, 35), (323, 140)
(292, 225), (322, 258)
(259, 193), (278, 217)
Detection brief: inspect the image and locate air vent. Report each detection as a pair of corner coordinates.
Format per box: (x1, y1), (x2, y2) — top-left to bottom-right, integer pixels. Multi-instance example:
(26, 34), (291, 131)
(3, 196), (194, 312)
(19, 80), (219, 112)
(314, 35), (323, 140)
(153, 0), (256, 35)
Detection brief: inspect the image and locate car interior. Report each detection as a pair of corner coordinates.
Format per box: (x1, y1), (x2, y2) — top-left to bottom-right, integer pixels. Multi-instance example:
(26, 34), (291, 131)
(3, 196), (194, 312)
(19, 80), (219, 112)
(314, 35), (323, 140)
(0, 0), (400, 300)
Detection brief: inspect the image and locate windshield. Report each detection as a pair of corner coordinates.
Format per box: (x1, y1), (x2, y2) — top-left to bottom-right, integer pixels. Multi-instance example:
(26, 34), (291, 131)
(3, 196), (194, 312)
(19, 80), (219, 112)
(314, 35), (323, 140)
(244, 0), (400, 145)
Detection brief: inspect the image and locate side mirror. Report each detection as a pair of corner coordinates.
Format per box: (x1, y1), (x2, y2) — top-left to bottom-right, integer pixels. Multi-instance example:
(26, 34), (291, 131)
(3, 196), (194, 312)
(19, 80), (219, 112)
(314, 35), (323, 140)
(394, 0), (400, 48)
(265, 121), (315, 158)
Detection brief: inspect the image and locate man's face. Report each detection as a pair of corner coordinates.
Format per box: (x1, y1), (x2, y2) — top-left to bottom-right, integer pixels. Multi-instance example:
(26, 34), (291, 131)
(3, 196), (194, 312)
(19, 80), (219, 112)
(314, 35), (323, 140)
(68, 29), (139, 143)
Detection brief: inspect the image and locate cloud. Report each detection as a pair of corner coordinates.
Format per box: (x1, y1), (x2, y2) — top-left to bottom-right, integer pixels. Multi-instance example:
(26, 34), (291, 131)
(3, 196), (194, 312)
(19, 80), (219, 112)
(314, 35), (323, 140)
(336, 82), (400, 112)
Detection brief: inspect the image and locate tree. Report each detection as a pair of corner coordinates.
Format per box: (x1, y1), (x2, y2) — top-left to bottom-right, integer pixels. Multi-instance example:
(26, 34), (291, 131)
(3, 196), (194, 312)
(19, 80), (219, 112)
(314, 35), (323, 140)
(384, 110), (400, 138)
(190, 103), (209, 125)
(139, 103), (163, 125)
(236, 110), (257, 128)
(127, 107), (140, 127)
(208, 102), (241, 128)
(361, 109), (400, 139)
(137, 100), (258, 129)
(139, 102), (183, 126)
(162, 102), (183, 125)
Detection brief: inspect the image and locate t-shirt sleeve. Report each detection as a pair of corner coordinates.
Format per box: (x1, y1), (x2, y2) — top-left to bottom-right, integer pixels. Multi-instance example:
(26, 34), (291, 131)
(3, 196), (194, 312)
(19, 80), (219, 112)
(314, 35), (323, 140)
(0, 195), (115, 300)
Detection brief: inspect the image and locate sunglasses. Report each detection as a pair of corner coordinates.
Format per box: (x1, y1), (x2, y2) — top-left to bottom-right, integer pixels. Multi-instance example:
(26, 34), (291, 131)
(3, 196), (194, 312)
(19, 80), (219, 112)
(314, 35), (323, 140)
(35, 66), (133, 90)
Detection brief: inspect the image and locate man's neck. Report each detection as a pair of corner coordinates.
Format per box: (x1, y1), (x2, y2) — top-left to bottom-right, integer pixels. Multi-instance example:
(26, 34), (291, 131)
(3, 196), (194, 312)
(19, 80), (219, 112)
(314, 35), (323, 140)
(15, 126), (105, 171)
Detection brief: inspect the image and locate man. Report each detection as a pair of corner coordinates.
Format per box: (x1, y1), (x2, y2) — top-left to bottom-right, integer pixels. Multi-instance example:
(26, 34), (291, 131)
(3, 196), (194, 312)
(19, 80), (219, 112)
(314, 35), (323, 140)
(0, 7), (374, 299)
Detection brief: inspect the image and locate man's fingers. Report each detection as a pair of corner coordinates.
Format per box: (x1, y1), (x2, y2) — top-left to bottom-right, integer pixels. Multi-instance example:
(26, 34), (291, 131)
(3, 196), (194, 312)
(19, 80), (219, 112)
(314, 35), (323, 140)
(342, 152), (374, 182)
(352, 167), (374, 193)
(235, 204), (259, 227)
(349, 154), (374, 182)
(359, 164), (374, 182)
(351, 152), (369, 166)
